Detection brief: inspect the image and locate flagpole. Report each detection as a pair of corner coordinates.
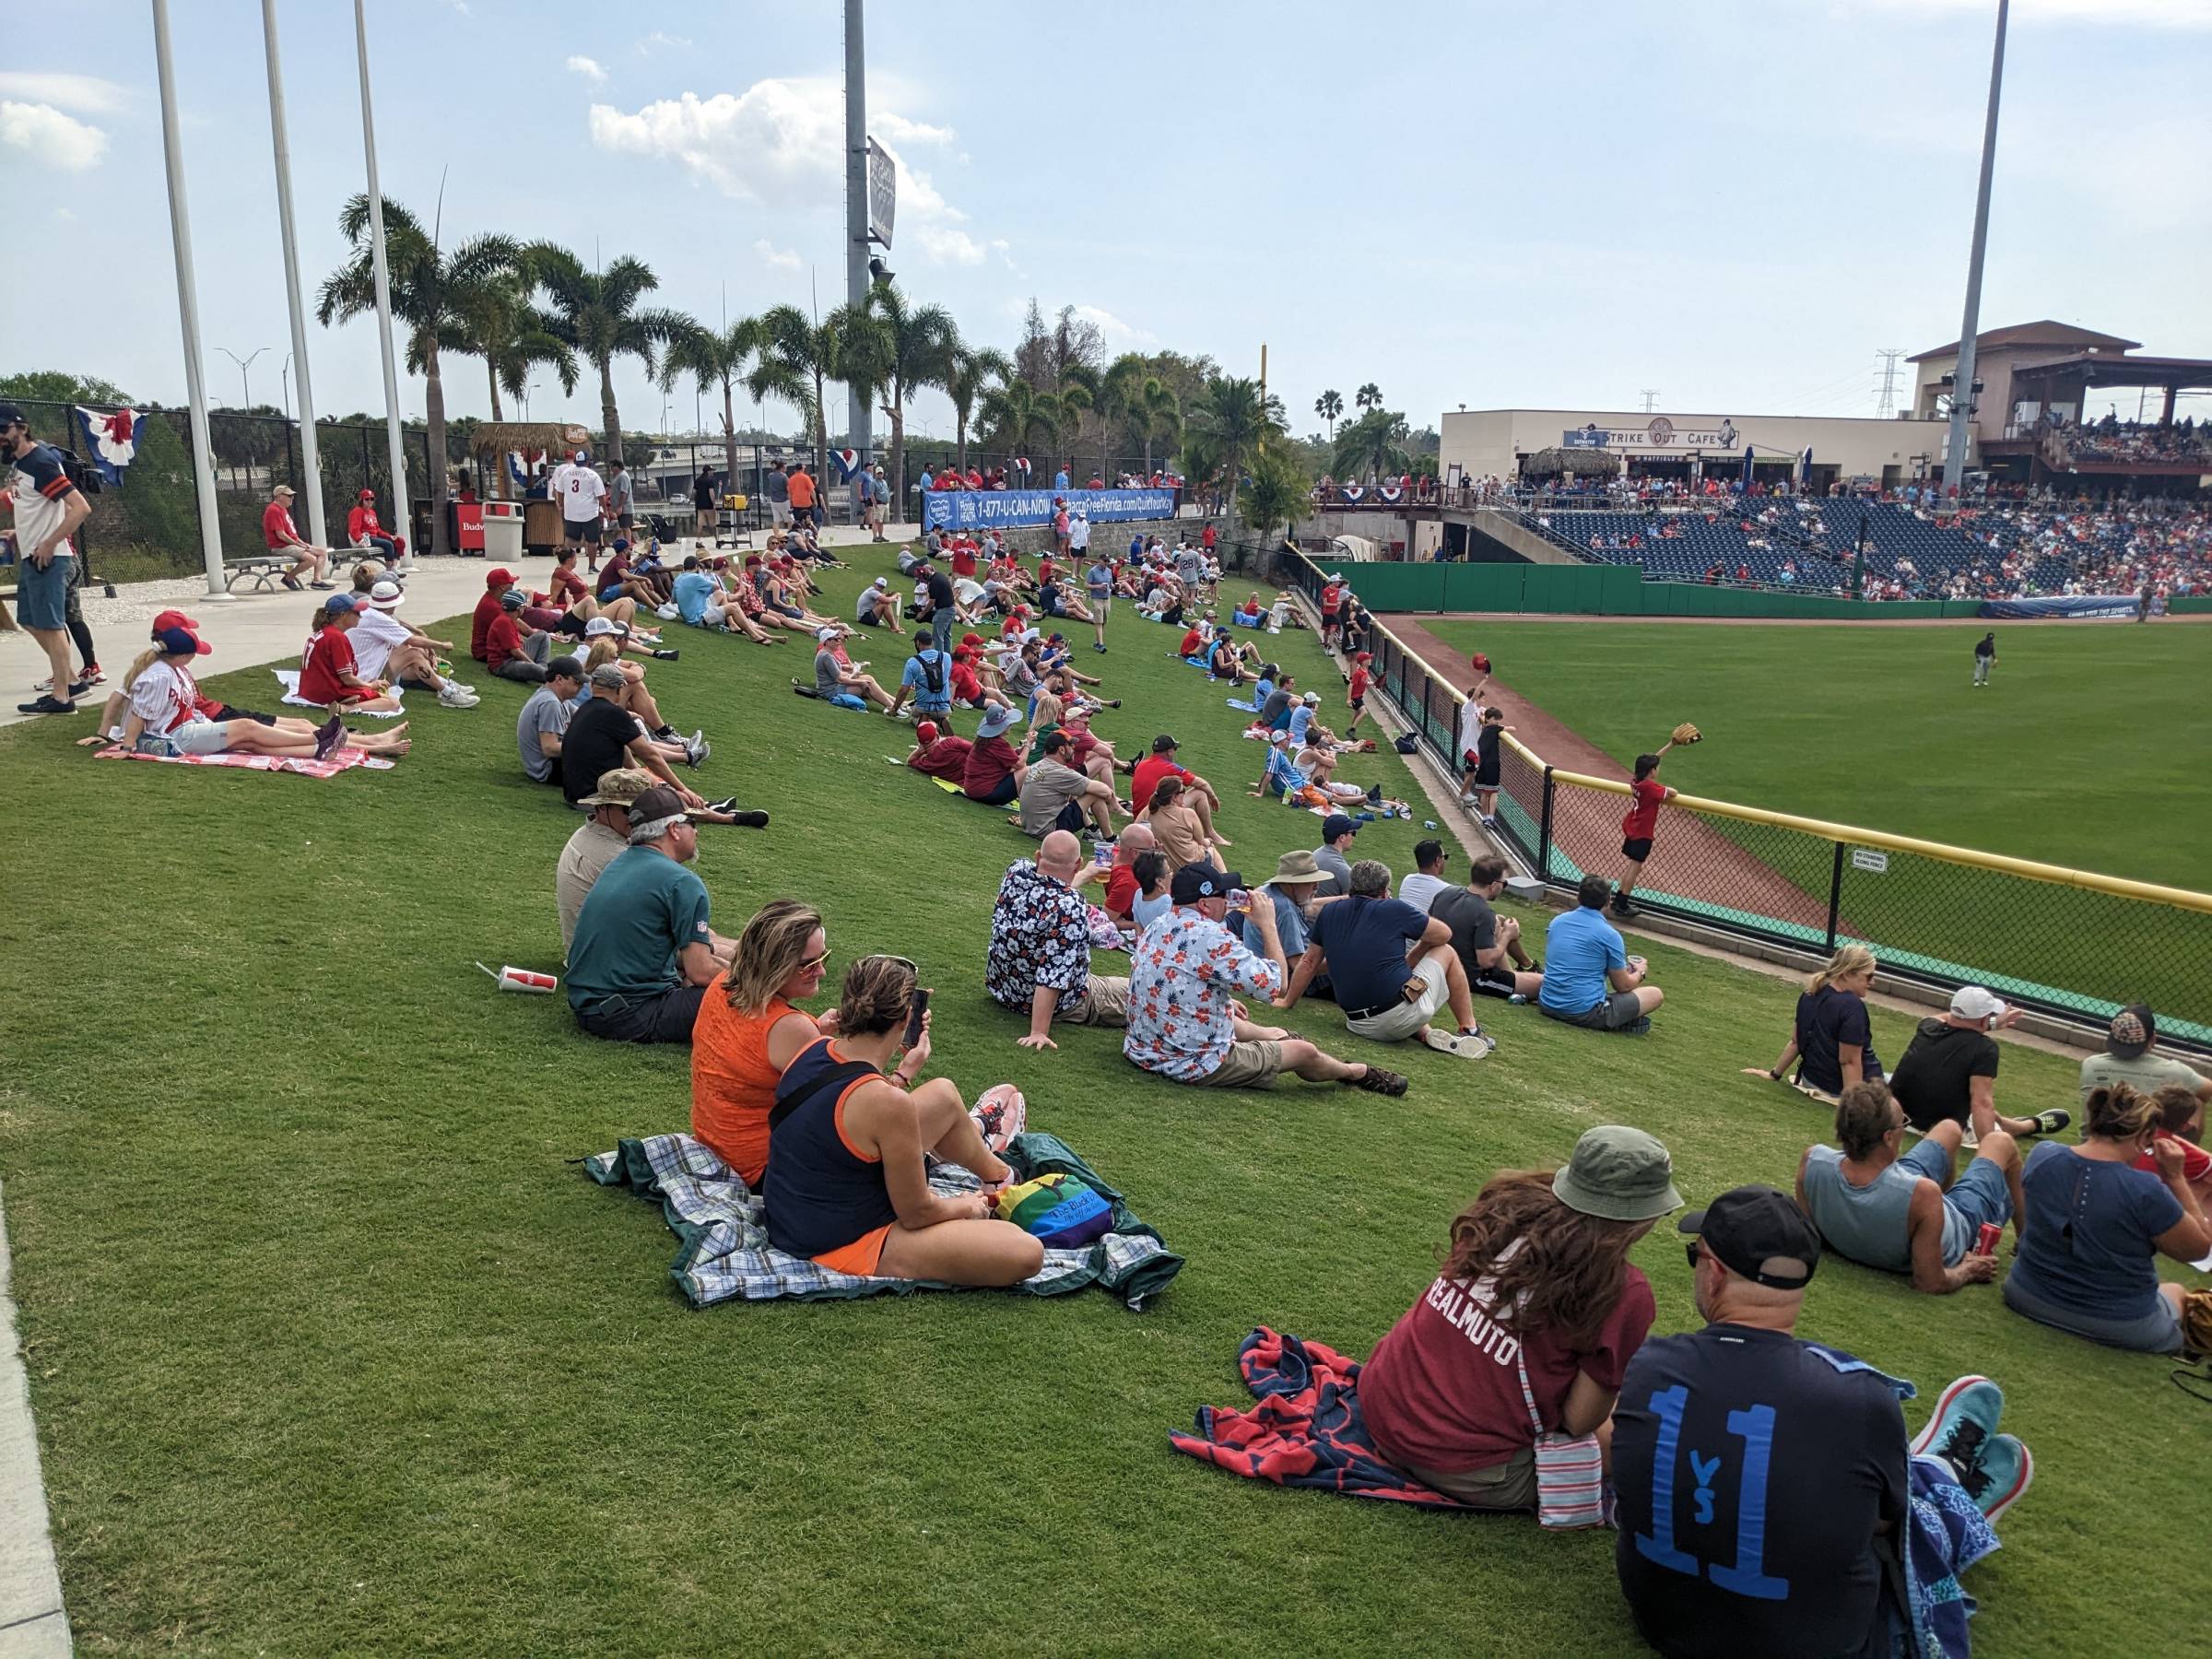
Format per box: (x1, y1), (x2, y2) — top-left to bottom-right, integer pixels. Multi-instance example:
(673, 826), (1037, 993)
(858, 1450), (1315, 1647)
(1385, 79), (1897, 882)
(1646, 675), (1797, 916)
(262, 0), (327, 548)
(354, 0), (412, 567)
(149, 0), (233, 600)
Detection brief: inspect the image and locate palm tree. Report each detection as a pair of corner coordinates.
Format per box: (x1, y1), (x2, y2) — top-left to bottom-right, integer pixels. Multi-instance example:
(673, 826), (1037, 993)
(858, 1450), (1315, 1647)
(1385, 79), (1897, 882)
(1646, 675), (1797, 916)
(1139, 376), (1181, 479)
(450, 270), (575, 427)
(754, 302), (880, 480)
(978, 375), (1069, 460)
(944, 343), (1010, 476)
(1332, 406), (1412, 482)
(1182, 375), (1285, 525)
(660, 314), (764, 494)
(1241, 447), (1312, 553)
(1058, 363), (1099, 481)
(1098, 353), (1148, 482)
(1315, 388), (1344, 441)
(318, 194), (523, 556)
(525, 245), (689, 464)
(865, 286), (957, 506)
(1354, 382), (1382, 414)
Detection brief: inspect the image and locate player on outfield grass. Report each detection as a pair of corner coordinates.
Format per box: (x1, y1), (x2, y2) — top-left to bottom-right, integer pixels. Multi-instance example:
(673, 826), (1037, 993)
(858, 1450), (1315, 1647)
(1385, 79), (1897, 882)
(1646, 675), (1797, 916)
(1971, 630), (1996, 687)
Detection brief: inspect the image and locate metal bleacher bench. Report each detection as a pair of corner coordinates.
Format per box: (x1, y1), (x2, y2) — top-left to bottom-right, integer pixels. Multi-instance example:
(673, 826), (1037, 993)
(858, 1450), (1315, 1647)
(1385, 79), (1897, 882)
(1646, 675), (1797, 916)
(224, 555), (291, 593)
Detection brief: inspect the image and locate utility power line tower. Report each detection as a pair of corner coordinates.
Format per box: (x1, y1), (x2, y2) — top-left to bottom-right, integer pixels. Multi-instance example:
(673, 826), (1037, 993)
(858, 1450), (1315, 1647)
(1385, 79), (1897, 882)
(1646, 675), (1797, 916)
(1875, 349), (1904, 418)
(1639, 389), (1661, 413)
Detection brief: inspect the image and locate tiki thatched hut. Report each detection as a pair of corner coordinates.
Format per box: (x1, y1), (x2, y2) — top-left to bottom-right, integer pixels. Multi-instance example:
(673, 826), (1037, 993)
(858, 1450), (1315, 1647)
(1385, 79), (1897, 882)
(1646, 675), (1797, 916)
(1520, 445), (1622, 482)
(466, 421), (597, 499)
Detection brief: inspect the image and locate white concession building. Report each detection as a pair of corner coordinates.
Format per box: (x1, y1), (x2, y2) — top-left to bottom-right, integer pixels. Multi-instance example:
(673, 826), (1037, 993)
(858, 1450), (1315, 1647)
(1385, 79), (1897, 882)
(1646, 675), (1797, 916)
(1438, 407), (1954, 493)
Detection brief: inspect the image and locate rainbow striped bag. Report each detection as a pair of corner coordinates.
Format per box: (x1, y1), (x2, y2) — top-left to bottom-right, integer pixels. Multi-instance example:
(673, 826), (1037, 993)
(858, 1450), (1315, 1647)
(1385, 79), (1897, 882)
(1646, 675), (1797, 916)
(993, 1172), (1115, 1249)
(1515, 1346), (1610, 1530)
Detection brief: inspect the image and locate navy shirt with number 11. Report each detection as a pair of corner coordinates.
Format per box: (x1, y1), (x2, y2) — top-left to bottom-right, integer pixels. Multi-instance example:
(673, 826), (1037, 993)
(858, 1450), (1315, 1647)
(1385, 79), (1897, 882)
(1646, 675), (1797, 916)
(1611, 1324), (1909, 1659)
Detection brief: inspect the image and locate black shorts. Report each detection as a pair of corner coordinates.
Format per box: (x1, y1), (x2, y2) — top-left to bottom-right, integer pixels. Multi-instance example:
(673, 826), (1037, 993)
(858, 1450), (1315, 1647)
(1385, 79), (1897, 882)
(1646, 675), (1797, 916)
(1474, 762), (1500, 787)
(1621, 836), (1654, 862)
(1348, 695), (1365, 711)
(1472, 963), (1520, 999)
(568, 518), (604, 545)
(210, 703), (278, 726)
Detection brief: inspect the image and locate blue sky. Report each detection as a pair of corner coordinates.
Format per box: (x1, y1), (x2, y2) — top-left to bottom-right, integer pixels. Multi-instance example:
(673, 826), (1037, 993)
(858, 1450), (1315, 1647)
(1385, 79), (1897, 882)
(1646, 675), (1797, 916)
(5, 0), (2208, 442)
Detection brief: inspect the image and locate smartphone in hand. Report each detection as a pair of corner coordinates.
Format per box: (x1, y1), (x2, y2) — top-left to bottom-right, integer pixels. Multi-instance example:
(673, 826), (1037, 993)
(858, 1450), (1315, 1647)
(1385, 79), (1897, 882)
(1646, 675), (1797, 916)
(903, 986), (931, 1049)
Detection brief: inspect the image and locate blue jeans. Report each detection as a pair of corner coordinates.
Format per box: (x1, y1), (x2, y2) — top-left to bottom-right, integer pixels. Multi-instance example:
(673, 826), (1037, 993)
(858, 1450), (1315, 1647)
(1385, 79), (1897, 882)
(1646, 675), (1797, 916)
(931, 607), (956, 654)
(1900, 1137), (2011, 1241)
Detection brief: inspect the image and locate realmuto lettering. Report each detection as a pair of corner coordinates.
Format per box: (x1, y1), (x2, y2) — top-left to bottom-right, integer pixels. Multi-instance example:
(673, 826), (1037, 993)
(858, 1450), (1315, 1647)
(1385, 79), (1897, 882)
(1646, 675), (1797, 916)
(1420, 1273), (1521, 1367)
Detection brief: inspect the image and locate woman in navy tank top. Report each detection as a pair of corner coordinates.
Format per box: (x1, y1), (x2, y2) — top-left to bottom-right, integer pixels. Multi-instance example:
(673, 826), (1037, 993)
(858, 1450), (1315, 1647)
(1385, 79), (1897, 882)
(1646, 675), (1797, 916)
(764, 955), (1044, 1285)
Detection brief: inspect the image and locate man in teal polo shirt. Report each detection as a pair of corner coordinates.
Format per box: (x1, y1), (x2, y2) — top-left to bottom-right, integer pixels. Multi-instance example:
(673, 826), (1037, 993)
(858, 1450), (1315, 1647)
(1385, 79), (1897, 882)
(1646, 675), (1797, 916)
(566, 785), (720, 1043)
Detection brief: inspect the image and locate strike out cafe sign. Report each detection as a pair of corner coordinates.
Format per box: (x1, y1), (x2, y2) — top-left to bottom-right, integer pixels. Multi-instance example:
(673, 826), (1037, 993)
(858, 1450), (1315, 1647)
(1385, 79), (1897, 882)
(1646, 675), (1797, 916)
(1560, 417), (1741, 453)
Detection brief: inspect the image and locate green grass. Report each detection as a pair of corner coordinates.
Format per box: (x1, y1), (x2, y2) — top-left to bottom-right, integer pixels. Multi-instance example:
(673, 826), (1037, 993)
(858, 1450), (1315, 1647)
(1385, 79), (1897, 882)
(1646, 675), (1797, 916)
(2, 567), (2206, 1654)
(1422, 618), (2212, 890)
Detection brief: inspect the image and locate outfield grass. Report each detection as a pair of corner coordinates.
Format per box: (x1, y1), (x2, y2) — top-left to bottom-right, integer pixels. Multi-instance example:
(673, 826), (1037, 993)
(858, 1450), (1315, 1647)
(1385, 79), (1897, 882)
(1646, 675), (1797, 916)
(1423, 618), (2212, 890)
(3, 564), (2206, 1654)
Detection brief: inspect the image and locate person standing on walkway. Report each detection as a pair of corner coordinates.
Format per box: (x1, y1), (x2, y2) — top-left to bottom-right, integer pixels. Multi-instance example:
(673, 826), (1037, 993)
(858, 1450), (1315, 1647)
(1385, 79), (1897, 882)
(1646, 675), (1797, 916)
(553, 452), (608, 572)
(785, 462), (818, 528)
(607, 457), (636, 541)
(4, 404), (95, 714)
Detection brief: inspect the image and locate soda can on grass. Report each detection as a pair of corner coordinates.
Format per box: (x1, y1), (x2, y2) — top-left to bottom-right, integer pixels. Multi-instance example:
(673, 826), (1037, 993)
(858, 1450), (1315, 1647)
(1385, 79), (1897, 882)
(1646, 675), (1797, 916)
(1973, 1221), (2004, 1257)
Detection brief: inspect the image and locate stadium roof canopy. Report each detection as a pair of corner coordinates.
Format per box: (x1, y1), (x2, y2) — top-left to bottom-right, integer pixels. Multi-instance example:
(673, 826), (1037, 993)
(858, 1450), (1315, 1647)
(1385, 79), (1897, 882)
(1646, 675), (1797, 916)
(1908, 321), (2139, 362)
(2008, 354), (2212, 393)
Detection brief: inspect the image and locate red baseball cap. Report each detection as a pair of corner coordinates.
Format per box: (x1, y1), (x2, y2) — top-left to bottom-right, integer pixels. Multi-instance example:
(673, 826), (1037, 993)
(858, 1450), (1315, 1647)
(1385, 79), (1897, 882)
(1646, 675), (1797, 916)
(915, 720), (939, 743)
(150, 608), (202, 633)
(358, 488), (376, 500)
(487, 567), (515, 588)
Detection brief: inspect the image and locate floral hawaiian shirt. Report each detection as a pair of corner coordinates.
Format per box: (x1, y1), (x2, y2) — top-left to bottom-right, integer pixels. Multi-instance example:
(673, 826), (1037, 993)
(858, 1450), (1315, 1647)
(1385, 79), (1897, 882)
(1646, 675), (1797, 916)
(1123, 907), (1283, 1082)
(985, 860), (1091, 1013)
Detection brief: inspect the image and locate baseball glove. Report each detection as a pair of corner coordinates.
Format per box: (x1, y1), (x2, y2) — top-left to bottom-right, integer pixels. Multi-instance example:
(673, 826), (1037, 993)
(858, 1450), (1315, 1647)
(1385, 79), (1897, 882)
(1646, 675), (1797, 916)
(1670, 722), (1703, 746)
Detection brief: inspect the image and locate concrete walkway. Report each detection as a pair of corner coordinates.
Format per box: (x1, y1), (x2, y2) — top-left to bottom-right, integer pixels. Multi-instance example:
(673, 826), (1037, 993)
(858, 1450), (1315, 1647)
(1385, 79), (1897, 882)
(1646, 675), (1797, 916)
(0, 1190), (68, 1656)
(0, 522), (917, 732)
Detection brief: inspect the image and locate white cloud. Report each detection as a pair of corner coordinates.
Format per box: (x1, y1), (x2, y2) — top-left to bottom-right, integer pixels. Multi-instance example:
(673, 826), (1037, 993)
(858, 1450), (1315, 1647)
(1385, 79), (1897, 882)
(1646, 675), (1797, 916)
(753, 238), (801, 272)
(566, 55), (606, 85)
(53, 206), (75, 223)
(1849, 0), (2211, 23)
(588, 78), (997, 268)
(874, 111), (956, 147)
(0, 73), (129, 115)
(0, 102), (108, 171)
(1071, 305), (1157, 349)
(635, 31), (693, 54)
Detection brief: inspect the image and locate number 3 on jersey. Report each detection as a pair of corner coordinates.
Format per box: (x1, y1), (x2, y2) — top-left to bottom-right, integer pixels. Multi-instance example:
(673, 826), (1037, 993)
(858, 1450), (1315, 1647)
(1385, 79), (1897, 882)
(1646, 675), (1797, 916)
(1633, 1384), (1791, 1601)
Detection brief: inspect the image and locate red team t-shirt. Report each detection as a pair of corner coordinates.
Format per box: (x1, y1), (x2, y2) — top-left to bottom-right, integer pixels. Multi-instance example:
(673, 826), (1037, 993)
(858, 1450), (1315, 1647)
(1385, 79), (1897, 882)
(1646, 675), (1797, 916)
(1360, 1263), (1655, 1474)
(1132, 755), (1196, 809)
(1621, 777), (1667, 840)
(960, 735), (1021, 800)
(2135, 1132), (2212, 1185)
(1348, 666), (1371, 702)
(1103, 863), (1140, 920)
(483, 613), (528, 671)
(908, 736), (972, 781)
(298, 625), (360, 704)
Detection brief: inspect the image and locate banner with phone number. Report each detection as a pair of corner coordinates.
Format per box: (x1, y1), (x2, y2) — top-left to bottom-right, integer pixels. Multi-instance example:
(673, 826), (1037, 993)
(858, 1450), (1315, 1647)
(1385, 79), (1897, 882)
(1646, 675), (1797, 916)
(924, 487), (1176, 533)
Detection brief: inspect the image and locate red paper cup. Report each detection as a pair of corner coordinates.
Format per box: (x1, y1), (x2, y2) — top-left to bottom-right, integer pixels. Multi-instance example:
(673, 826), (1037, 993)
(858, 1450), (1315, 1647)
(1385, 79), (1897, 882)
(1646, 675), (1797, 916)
(497, 965), (559, 994)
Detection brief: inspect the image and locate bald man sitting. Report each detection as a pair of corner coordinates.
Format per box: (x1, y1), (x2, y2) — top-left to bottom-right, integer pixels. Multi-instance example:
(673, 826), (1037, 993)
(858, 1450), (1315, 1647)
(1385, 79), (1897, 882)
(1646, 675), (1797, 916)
(985, 829), (1130, 1052)
(1101, 821), (1157, 929)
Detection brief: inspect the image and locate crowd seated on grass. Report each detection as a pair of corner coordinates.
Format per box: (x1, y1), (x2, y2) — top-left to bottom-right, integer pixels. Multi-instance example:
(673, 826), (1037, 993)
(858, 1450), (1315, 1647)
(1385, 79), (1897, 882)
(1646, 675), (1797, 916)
(1795, 1080), (2023, 1297)
(1749, 943), (1884, 1099)
(348, 578), (477, 707)
(1279, 858), (1492, 1060)
(1360, 1128), (1675, 1506)
(2001, 1081), (2210, 1354)
(691, 900), (834, 1188)
(112, 623), (409, 762)
(1537, 876), (1664, 1035)
(1122, 860), (1407, 1097)
(300, 594), (406, 713)
(564, 783), (726, 1044)
(763, 954), (1042, 1286)
(1887, 986), (2072, 1145)
(1428, 853), (1544, 1003)
(987, 831), (1130, 1050)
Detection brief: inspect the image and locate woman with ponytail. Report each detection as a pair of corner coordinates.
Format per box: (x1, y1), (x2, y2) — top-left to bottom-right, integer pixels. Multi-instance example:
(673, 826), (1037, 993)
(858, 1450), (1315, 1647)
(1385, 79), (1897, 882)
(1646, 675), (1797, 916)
(113, 625), (408, 761)
(2003, 1081), (2210, 1353)
(1748, 944), (1883, 1098)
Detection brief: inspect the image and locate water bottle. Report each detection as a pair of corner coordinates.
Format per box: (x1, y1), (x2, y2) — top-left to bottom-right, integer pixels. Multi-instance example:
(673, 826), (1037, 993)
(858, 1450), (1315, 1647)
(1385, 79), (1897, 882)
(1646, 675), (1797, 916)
(1508, 993), (1528, 1005)
(1422, 820), (1439, 830)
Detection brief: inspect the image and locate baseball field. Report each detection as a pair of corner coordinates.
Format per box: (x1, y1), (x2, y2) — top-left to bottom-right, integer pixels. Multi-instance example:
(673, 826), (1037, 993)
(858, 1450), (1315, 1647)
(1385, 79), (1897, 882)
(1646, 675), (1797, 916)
(1420, 618), (2212, 892)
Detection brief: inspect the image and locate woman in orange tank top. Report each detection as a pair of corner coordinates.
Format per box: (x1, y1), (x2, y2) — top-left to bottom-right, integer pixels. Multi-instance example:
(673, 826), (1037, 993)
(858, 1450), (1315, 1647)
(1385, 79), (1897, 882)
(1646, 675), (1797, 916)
(691, 900), (836, 1185)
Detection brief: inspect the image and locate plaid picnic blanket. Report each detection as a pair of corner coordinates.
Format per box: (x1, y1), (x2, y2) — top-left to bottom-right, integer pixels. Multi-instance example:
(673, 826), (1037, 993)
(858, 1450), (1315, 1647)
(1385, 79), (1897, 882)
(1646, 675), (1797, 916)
(584, 1130), (1183, 1311)
(1170, 1326), (1482, 1510)
(93, 746), (393, 778)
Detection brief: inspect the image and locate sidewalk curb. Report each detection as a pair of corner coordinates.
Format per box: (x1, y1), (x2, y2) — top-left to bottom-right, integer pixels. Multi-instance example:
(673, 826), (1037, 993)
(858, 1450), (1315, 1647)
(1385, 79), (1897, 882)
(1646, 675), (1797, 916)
(0, 1184), (68, 1656)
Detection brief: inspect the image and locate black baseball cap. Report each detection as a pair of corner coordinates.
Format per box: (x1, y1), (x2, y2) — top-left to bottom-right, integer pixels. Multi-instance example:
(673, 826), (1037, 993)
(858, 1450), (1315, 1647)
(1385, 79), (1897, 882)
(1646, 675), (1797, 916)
(1321, 812), (1361, 841)
(1677, 1185), (1820, 1289)
(0, 404), (23, 428)
(1152, 734), (1180, 753)
(1170, 862), (1243, 905)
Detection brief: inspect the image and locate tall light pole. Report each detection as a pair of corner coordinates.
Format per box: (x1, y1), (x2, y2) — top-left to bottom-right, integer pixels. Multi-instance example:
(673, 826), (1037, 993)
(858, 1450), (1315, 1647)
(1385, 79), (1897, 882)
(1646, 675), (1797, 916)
(217, 347), (267, 410)
(843, 0), (871, 462)
(149, 0), (231, 600)
(354, 0), (413, 561)
(1940, 0), (2009, 512)
(263, 0), (328, 546)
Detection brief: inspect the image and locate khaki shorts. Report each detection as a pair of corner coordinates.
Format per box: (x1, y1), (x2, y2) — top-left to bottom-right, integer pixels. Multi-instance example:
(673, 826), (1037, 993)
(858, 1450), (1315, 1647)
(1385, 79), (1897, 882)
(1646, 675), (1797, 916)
(1396, 1447), (1537, 1511)
(1199, 1039), (1284, 1088)
(1347, 956), (1450, 1042)
(1061, 974), (1129, 1029)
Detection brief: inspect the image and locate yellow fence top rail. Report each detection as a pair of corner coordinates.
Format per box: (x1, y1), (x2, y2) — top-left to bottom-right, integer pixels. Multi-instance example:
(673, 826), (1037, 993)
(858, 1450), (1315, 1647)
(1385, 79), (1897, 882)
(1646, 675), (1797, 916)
(1305, 555), (2212, 918)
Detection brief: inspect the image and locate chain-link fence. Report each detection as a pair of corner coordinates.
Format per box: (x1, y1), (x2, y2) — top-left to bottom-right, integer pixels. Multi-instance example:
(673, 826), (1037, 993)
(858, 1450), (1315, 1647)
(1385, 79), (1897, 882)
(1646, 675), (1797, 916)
(1276, 546), (2212, 1053)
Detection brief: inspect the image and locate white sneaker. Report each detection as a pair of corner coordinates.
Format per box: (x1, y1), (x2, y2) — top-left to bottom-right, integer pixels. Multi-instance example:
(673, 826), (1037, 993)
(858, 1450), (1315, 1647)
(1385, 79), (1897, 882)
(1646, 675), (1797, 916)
(1423, 1027), (1494, 1061)
(438, 684), (480, 708)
